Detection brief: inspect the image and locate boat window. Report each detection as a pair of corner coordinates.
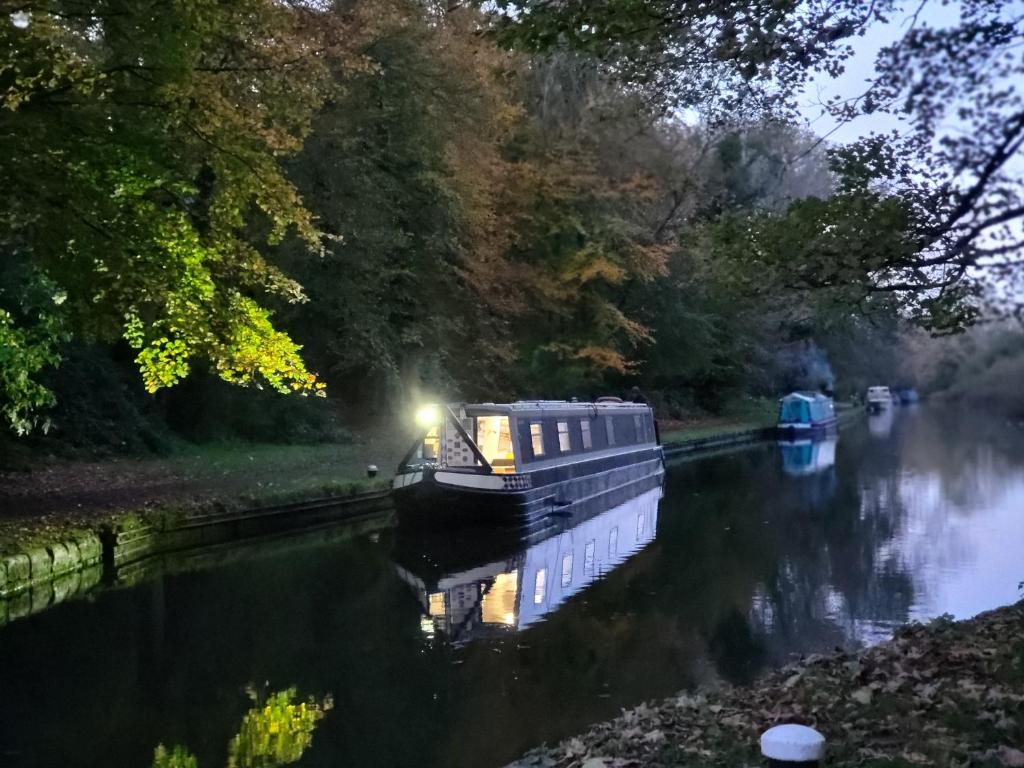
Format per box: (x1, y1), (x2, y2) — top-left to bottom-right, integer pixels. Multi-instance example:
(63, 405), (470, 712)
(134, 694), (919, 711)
(422, 426), (439, 460)
(530, 422), (545, 457)
(634, 415), (643, 442)
(606, 417), (615, 446)
(636, 513), (645, 538)
(557, 421), (571, 452)
(609, 527), (618, 555)
(533, 568), (546, 605)
(580, 419), (592, 450)
(561, 553), (573, 587)
(477, 415), (515, 473)
(615, 415), (637, 444)
(584, 540), (596, 575)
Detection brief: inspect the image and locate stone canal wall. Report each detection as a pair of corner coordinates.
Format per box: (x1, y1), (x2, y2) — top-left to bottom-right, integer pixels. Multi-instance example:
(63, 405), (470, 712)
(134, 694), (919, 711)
(0, 488), (393, 629)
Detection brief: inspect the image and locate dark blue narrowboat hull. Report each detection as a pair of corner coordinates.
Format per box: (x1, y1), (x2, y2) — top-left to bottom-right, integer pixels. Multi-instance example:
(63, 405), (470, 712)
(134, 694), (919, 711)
(393, 446), (664, 530)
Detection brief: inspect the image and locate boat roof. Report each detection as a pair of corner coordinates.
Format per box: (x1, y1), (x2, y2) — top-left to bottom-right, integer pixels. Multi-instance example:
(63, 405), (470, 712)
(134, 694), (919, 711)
(780, 391), (831, 402)
(457, 400), (651, 416)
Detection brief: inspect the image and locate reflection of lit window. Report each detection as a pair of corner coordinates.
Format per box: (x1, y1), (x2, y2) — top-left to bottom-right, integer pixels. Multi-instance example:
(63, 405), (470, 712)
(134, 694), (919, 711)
(477, 415), (515, 473)
(580, 420), (592, 450)
(533, 568), (546, 604)
(428, 592), (446, 617)
(530, 423), (545, 457)
(481, 570), (519, 625)
(636, 513), (645, 538)
(557, 421), (571, 452)
(561, 552), (573, 587)
(584, 540), (595, 575)
(609, 527), (618, 555)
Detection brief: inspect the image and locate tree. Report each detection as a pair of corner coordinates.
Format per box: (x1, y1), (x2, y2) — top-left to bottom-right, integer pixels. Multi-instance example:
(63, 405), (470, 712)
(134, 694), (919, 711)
(0, 0), (356, 432)
(489, 1), (1024, 333)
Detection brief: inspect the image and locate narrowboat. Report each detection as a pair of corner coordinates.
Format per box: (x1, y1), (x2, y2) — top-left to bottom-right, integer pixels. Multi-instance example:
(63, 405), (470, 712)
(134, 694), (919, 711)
(392, 400), (664, 528)
(776, 392), (837, 435)
(866, 386), (892, 411)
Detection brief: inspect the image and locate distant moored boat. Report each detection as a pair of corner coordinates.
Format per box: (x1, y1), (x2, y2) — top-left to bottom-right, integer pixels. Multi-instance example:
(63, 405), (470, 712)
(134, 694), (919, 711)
(776, 392), (837, 435)
(866, 386), (892, 411)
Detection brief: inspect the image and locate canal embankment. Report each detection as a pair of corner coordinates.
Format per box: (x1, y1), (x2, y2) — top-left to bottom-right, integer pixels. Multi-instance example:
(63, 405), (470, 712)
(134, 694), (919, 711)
(0, 403), (863, 625)
(509, 600), (1024, 768)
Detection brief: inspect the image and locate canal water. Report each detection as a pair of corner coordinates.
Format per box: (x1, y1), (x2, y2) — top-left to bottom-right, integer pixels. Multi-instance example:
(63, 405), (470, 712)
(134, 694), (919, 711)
(1, 407), (1022, 768)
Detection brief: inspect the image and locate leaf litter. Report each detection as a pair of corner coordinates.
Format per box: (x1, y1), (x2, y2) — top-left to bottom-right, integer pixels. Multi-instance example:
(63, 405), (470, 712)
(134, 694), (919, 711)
(508, 601), (1024, 767)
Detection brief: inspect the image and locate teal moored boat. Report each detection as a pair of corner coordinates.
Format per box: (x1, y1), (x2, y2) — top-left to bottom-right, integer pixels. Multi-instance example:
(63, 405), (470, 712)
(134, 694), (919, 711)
(777, 392), (837, 435)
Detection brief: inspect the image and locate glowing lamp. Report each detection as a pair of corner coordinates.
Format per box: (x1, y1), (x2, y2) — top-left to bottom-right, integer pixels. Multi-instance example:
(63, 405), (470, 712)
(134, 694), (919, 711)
(415, 404), (441, 429)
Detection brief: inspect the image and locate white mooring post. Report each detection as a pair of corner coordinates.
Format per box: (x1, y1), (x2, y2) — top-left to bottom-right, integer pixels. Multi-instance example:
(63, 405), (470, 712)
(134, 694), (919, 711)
(366, 464), (379, 478)
(760, 724), (825, 767)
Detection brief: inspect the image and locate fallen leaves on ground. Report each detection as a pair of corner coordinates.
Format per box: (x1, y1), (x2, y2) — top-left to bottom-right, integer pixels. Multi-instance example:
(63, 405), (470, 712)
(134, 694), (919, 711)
(508, 602), (1024, 768)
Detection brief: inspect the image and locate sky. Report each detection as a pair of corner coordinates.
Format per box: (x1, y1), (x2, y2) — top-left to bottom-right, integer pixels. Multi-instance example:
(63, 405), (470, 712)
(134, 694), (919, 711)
(796, 2), (963, 144)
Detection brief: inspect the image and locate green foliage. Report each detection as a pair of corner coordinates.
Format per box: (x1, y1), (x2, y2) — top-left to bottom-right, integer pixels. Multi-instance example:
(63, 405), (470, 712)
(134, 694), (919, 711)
(0, 269), (69, 434)
(152, 745), (198, 768)
(0, 0), (346, 432)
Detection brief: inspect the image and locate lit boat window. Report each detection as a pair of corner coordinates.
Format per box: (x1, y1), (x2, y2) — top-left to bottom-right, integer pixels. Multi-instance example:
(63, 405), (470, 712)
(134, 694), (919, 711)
(609, 526), (618, 555)
(557, 421), (571, 452)
(606, 418), (615, 446)
(636, 513), (645, 538)
(533, 568), (546, 604)
(584, 540), (595, 575)
(530, 422), (545, 457)
(580, 419), (592, 450)
(422, 426), (439, 460)
(561, 552), (573, 587)
(477, 415), (515, 473)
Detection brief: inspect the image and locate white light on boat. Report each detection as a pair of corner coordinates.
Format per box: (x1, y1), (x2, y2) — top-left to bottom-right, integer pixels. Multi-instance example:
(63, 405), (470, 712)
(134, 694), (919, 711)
(415, 404), (441, 428)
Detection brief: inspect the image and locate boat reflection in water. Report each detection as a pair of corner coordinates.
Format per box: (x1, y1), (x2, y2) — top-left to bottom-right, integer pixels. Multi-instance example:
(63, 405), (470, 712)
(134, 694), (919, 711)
(778, 433), (838, 476)
(868, 407), (895, 438)
(395, 485), (662, 644)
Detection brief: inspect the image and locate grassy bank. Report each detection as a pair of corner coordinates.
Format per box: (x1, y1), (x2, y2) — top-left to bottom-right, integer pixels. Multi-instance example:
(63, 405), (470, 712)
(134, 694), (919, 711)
(658, 398), (778, 444)
(0, 433), (405, 602)
(510, 602), (1024, 768)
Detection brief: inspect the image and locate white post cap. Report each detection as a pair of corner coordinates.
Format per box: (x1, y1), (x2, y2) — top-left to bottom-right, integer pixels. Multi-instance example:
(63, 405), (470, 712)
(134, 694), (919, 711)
(760, 724), (826, 762)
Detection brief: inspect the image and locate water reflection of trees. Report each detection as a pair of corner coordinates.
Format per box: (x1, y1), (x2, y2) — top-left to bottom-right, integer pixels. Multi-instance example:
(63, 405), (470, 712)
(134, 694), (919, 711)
(151, 687), (332, 768)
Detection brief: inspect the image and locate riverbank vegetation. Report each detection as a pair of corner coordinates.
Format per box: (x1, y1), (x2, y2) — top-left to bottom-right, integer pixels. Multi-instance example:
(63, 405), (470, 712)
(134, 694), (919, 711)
(2, 1), (1022, 464)
(510, 602), (1024, 768)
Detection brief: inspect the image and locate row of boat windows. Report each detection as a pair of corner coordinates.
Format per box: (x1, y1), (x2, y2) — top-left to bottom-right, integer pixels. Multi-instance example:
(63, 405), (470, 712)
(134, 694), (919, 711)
(522, 414), (653, 462)
(416, 412), (653, 468)
(532, 514), (648, 604)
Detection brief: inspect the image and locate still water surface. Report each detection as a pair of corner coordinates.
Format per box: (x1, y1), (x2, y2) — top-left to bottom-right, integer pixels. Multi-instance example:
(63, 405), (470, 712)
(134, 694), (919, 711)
(1, 407), (1022, 768)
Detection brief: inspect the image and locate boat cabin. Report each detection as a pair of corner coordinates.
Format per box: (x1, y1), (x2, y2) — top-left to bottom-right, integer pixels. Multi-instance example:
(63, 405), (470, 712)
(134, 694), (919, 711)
(403, 400), (658, 476)
(777, 392), (836, 432)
